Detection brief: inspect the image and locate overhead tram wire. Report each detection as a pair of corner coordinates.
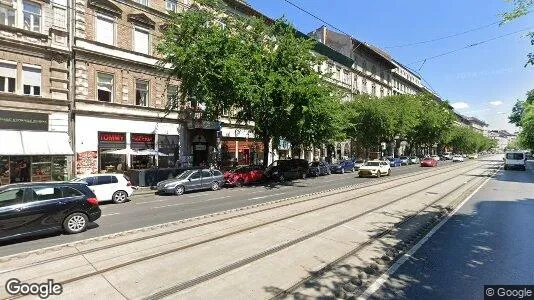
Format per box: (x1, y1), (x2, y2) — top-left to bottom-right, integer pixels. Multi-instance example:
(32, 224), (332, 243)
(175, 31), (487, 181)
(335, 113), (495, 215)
(406, 26), (534, 66)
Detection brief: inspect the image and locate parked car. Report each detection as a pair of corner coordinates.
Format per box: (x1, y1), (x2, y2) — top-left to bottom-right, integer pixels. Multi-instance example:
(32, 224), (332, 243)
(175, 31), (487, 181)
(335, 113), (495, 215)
(452, 155), (464, 162)
(409, 156), (420, 164)
(358, 160), (391, 178)
(156, 169), (224, 195)
(421, 157), (438, 167)
(330, 160), (356, 174)
(399, 156), (410, 166)
(264, 159), (309, 182)
(388, 157), (402, 167)
(309, 161), (331, 176)
(0, 182), (101, 241)
(224, 165), (264, 187)
(72, 174), (133, 204)
(468, 153), (479, 159)
(353, 159), (366, 170)
(504, 151), (526, 170)
(430, 155), (440, 161)
(442, 152), (453, 160)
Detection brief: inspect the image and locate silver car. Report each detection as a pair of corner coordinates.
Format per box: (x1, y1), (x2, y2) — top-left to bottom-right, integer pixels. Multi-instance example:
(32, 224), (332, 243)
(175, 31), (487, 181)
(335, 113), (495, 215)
(156, 169), (225, 195)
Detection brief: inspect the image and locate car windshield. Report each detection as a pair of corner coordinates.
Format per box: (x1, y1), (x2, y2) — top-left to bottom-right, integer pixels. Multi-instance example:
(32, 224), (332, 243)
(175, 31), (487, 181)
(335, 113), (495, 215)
(506, 153), (524, 160)
(355, 160), (364, 163)
(176, 170), (195, 179)
(365, 162), (380, 167)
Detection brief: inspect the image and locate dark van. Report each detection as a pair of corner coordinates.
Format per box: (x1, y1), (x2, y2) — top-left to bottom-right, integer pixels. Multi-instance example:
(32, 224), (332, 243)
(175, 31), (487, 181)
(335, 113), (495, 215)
(265, 159), (309, 182)
(0, 182), (101, 242)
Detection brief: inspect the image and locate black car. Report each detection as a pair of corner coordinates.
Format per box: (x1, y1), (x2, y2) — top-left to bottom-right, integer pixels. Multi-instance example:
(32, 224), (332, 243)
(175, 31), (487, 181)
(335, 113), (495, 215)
(0, 182), (101, 242)
(308, 161), (330, 176)
(264, 159), (309, 182)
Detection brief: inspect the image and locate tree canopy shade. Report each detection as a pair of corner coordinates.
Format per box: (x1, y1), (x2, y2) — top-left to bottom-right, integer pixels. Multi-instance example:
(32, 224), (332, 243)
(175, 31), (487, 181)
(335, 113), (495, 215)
(445, 125), (497, 153)
(156, 0), (344, 167)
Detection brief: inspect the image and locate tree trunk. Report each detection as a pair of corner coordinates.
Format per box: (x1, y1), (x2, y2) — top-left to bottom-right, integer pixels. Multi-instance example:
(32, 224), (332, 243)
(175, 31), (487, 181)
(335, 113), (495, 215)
(262, 135), (270, 169)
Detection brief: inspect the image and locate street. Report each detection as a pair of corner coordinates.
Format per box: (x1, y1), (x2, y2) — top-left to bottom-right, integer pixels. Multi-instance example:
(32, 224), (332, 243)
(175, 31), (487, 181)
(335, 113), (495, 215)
(365, 160), (534, 300)
(0, 158), (502, 299)
(0, 161), (452, 257)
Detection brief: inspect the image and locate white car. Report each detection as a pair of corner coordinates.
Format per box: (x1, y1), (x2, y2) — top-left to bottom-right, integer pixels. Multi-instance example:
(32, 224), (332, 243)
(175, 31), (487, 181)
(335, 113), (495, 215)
(358, 160), (391, 178)
(452, 155), (464, 162)
(73, 174), (134, 203)
(468, 153), (479, 159)
(431, 155), (440, 161)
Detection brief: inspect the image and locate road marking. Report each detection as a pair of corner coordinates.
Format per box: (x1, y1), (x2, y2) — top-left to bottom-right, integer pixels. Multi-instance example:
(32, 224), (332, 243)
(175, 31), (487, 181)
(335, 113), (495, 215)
(357, 165), (500, 300)
(152, 203), (186, 209)
(101, 213), (121, 217)
(135, 198), (174, 205)
(249, 193), (286, 200)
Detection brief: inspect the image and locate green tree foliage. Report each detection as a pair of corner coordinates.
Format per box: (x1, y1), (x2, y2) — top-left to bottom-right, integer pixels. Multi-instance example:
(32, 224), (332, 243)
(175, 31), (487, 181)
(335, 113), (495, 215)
(509, 89), (534, 126)
(446, 125), (497, 153)
(157, 0), (343, 166)
(502, 0), (534, 66)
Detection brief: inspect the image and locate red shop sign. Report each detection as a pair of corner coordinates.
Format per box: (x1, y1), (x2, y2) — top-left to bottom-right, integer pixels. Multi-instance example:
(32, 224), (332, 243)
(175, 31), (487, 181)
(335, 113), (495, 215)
(99, 132), (126, 142)
(131, 134), (154, 143)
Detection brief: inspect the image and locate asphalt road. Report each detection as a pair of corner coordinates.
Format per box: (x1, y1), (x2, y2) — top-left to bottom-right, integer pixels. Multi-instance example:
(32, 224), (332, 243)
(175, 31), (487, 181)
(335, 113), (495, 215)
(368, 160), (534, 300)
(0, 161), (455, 257)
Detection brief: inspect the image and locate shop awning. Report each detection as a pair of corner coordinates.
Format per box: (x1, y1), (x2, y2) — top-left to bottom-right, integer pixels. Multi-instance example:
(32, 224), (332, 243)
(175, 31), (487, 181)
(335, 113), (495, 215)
(0, 130), (74, 155)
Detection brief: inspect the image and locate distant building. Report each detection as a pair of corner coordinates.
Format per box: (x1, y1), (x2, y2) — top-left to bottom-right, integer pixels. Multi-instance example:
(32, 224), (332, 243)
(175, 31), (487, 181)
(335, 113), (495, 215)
(488, 130), (517, 151)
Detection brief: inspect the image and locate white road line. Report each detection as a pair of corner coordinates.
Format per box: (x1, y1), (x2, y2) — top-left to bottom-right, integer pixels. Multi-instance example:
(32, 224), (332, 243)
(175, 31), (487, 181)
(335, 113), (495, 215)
(135, 198), (174, 205)
(101, 213), (121, 217)
(249, 192), (286, 200)
(152, 203), (186, 209)
(357, 165), (500, 300)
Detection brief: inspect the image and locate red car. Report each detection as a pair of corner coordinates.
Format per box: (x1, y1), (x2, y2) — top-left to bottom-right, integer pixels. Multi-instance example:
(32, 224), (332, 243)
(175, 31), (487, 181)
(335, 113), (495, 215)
(224, 165), (265, 187)
(420, 157), (438, 167)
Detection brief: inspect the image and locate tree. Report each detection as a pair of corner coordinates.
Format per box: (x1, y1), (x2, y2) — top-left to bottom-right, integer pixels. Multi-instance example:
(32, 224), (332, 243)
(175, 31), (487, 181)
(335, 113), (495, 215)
(406, 94), (455, 153)
(509, 89), (534, 126)
(157, 0), (343, 167)
(502, 0), (534, 66)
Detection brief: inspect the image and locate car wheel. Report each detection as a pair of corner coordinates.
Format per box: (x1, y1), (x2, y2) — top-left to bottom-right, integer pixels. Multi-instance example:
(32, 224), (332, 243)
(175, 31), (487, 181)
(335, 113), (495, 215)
(63, 213), (88, 234)
(278, 174), (285, 182)
(376, 171), (381, 178)
(301, 173), (307, 179)
(211, 181), (220, 191)
(112, 190), (128, 204)
(341, 168), (345, 174)
(235, 179), (244, 187)
(387, 169), (391, 176)
(351, 167), (355, 172)
(175, 185), (185, 196)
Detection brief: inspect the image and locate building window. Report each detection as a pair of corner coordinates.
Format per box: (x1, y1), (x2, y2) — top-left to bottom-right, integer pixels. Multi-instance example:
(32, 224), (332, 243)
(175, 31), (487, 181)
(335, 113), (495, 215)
(0, 4), (16, 27)
(371, 65), (377, 75)
(97, 73), (113, 102)
(135, 0), (148, 6)
(22, 65), (41, 96)
(135, 80), (149, 106)
(133, 27), (150, 55)
(95, 13), (115, 45)
(167, 84), (179, 108)
(362, 78), (367, 93)
(0, 62), (16, 93)
(371, 84), (376, 95)
(362, 60), (367, 71)
(165, 0), (177, 11)
(22, 1), (40, 32)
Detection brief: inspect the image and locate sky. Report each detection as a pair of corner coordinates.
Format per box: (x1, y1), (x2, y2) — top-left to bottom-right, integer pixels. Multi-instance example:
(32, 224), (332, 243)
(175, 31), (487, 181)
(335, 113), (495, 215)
(246, 0), (534, 132)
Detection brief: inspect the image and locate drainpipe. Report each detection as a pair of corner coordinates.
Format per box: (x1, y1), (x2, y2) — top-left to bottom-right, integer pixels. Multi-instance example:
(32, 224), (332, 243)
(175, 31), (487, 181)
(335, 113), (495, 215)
(67, 0), (76, 178)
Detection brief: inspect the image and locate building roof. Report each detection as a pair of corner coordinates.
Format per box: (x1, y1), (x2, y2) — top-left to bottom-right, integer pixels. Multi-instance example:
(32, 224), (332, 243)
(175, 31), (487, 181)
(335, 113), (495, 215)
(466, 116), (489, 127)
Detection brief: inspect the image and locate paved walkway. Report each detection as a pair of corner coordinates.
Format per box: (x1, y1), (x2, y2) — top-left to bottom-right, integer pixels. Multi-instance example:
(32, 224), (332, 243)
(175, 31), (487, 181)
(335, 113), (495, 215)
(367, 161), (534, 300)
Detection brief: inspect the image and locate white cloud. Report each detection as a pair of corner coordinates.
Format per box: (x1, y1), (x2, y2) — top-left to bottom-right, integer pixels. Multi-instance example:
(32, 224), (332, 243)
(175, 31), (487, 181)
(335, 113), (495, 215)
(489, 101), (503, 106)
(451, 102), (469, 110)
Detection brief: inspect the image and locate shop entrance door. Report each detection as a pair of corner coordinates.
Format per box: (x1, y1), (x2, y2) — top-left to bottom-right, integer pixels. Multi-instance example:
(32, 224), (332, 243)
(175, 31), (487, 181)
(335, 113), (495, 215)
(10, 156), (31, 183)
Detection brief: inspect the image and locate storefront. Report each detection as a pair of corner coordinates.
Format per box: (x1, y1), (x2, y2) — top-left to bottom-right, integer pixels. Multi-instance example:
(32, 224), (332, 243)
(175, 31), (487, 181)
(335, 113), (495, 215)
(0, 110), (72, 185)
(75, 115), (186, 174)
(221, 139), (264, 166)
(187, 120), (220, 167)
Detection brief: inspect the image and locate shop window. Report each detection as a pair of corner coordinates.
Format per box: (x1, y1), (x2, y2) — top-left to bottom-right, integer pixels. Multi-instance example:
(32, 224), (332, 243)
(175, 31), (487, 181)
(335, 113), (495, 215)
(10, 157), (30, 183)
(23, 0), (41, 32)
(134, 0), (148, 6)
(0, 4), (16, 27)
(0, 156), (9, 185)
(52, 156), (67, 181)
(135, 80), (149, 106)
(97, 73), (114, 102)
(22, 65), (41, 96)
(95, 13), (115, 45)
(158, 134), (179, 168)
(133, 27), (150, 55)
(0, 62), (16, 93)
(31, 156), (52, 182)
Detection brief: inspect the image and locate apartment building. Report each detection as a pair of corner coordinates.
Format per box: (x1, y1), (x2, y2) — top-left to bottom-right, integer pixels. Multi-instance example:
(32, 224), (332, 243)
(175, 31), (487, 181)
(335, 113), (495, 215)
(71, 0), (206, 174)
(0, 0), (72, 185)
(391, 60), (423, 95)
